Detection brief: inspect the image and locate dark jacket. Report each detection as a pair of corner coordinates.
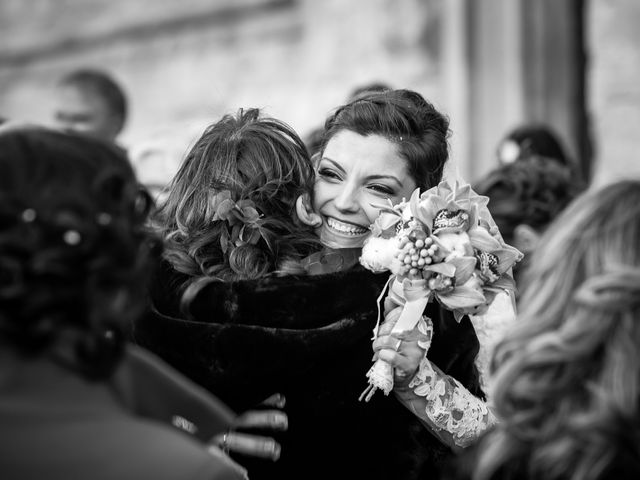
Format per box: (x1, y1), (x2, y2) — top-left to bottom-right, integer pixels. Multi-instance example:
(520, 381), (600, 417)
(136, 262), (484, 480)
(0, 342), (247, 480)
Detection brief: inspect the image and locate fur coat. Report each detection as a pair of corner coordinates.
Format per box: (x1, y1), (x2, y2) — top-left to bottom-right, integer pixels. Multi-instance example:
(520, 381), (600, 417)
(135, 262), (484, 480)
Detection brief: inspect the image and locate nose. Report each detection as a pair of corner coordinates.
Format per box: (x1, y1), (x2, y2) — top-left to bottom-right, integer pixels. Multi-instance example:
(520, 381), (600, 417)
(333, 183), (360, 213)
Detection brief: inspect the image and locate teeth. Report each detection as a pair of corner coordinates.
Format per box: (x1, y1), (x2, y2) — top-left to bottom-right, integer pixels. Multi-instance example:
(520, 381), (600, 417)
(327, 217), (368, 235)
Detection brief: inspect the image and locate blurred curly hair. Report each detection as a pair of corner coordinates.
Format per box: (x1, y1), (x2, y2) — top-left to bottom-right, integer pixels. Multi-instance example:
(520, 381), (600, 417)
(473, 155), (584, 247)
(0, 128), (157, 378)
(154, 108), (319, 292)
(473, 180), (640, 480)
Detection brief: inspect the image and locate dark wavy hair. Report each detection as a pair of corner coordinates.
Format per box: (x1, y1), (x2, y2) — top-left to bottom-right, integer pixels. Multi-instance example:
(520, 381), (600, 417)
(496, 124), (571, 166)
(320, 88), (451, 190)
(473, 155), (585, 293)
(0, 127), (155, 378)
(473, 155), (584, 246)
(155, 108), (319, 290)
(473, 180), (640, 480)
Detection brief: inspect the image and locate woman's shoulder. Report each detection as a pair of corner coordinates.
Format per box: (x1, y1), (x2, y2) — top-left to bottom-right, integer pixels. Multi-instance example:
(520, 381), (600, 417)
(149, 259), (192, 318)
(184, 265), (389, 328)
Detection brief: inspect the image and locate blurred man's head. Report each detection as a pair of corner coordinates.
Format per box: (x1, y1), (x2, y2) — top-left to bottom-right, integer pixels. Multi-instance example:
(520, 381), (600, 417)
(54, 69), (127, 143)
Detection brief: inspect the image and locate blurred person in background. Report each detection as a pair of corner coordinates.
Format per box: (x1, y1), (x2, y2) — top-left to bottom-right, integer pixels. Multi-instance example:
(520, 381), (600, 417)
(304, 80), (392, 156)
(445, 179), (640, 480)
(473, 155), (585, 295)
(347, 80), (392, 100)
(53, 68), (127, 146)
(495, 123), (574, 170)
(0, 126), (249, 480)
(303, 125), (324, 157)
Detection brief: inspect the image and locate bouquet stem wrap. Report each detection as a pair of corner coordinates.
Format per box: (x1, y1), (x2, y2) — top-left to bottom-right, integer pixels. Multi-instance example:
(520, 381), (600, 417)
(359, 277), (431, 402)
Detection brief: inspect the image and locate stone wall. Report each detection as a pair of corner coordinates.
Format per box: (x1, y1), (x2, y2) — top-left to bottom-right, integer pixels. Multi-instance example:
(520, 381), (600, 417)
(587, 0), (640, 187)
(3, 0), (639, 189)
(0, 0), (443, 186)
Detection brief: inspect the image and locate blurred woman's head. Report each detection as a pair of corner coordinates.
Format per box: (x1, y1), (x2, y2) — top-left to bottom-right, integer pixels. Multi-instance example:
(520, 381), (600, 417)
(313, 89), (450, 249)
(476, 180), (640, 480)
(473, 155), (584, 290)
(0, 127), (154, 377)
(157, 108), (318, 282)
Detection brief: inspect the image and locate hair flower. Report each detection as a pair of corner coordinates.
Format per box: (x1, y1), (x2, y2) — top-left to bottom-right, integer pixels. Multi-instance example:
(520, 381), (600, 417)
(359, 180), (523, 401)
(211, 191), (267, 254)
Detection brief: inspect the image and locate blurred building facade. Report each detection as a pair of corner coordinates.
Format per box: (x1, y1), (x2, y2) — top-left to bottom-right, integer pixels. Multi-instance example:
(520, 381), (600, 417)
(0, 0), (637, 189)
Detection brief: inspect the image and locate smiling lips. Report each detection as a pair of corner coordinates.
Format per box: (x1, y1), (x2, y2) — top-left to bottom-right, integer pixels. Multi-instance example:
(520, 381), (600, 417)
(326, 217), (369, 236)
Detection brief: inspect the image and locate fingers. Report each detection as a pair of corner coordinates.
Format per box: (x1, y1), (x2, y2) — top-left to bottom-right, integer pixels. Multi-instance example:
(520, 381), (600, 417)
(396, 325), (430, 343)
(227, 433), (281, 461)
(373, 324), (429, 353)
(373, 313), (433, 389)
(372, 334), (403, 353)
(377, 306), (402, 336)
(213, 395), (288, 462)
(235, 409), (288, 431)
(377, 340), (423, 364)
(211, 432), (281, 461)
(258, 393), (286, 409)
(378, 348), (414, 368)
(377, 348), (420, 383)
(375, 315), (432, 351)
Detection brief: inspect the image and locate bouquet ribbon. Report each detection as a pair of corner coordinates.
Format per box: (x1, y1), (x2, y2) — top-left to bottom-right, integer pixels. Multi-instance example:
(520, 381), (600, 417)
(360, 277), (431, 402)
(391, 278), (431, 332)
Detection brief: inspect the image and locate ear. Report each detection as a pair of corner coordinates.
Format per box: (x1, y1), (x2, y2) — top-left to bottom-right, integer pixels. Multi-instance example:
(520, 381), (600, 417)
(311, 152), (321, 168)
(513, 224), (540, 254)
(295, 194), (322, 228)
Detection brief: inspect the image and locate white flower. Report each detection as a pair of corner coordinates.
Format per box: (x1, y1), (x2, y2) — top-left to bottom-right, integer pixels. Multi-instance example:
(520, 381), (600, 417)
(437, 231), (473, 261)
(359, 236), (403, 274)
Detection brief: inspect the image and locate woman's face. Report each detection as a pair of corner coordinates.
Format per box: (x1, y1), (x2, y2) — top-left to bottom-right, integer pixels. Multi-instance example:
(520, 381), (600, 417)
(313, 130), (417, 249)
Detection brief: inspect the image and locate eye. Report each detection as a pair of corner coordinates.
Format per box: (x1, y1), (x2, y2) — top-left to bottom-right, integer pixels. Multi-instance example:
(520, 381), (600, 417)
(318, 167), (342, 181)
(368, 184), (395, 196)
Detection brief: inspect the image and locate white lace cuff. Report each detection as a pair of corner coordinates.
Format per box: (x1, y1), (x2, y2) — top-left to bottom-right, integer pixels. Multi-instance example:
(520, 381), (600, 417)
(395, 349), (495, 448)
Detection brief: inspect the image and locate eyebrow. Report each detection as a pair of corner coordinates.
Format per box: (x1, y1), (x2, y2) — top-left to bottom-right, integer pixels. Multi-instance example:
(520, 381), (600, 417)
(321, 157), (404, 187)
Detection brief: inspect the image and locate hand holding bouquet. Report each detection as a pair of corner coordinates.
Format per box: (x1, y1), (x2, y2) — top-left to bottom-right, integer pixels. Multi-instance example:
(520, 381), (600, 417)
(359, 181), (522, 401)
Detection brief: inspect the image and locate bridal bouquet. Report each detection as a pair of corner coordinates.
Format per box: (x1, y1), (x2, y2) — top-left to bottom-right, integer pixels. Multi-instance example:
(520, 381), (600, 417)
(358, 180), (522, 401)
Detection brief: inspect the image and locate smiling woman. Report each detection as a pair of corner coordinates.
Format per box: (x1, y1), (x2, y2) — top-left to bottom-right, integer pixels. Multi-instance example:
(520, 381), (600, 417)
(312, 88), (500, 444)
(313, 130), (417, 248)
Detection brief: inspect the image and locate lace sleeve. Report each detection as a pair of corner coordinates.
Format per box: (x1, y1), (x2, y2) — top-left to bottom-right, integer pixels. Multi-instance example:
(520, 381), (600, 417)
(394, 319), (496, 449)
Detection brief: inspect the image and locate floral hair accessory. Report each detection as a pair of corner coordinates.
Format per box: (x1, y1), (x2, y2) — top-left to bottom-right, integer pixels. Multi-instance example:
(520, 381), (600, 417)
(19, 208), (112, 246)
(211, 190), (268, 254)
(359, 180), (523, 401)
(21, 208), (37, 223)
(63, 229), (82, 246)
